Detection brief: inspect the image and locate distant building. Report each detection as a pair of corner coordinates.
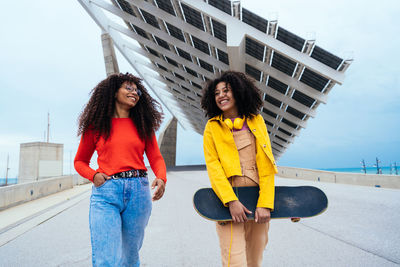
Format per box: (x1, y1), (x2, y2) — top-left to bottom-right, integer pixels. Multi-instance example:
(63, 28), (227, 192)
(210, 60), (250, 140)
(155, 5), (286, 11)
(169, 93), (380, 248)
(18, 142), (63, 183)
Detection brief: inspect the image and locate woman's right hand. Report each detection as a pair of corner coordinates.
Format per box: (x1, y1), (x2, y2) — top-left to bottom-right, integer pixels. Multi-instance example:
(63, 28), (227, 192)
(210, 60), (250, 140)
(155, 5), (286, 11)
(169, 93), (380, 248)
(93, 172), (111, 187)
(228, 200), (252, 223)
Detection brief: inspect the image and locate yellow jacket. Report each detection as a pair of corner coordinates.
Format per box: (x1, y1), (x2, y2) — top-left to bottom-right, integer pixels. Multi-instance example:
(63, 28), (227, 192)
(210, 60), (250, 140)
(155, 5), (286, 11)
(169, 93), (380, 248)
(203, 114), (278, 209)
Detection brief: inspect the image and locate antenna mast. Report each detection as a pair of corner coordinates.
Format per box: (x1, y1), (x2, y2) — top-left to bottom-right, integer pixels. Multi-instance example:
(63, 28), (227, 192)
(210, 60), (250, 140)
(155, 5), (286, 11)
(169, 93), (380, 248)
(374, 157), (382, 174)
(361, 159), (367, 174)
(47, 112), (50, 143)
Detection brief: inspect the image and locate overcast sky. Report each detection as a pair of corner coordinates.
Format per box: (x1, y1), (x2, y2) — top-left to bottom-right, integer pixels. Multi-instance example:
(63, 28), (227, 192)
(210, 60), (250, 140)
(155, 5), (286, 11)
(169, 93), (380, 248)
(0, 0), (399, 178)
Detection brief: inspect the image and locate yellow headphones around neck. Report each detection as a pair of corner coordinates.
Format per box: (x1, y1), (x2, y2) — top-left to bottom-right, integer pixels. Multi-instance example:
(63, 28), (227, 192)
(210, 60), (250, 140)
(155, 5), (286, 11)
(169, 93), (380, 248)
(224, 117), (245, 130)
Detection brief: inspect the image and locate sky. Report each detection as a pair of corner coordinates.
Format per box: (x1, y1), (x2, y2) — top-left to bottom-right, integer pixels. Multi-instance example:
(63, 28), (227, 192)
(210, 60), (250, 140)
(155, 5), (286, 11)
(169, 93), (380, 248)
(0, 0), (399, 178)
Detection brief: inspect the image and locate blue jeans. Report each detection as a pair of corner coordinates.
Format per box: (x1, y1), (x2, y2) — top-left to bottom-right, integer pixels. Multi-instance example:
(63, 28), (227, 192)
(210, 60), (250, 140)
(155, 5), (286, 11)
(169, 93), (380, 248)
(89, 177), (152, 267)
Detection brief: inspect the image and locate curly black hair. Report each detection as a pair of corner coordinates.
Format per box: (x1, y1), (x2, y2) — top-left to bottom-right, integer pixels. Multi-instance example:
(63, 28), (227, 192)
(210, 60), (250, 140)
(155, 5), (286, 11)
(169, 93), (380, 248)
(78, 73), (163, 141)
(201, 71), (263, 119)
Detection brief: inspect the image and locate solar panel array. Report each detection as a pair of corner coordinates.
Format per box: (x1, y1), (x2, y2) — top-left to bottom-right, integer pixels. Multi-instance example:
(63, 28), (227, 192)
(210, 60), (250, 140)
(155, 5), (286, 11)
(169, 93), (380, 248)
(79, 0), (352, 159)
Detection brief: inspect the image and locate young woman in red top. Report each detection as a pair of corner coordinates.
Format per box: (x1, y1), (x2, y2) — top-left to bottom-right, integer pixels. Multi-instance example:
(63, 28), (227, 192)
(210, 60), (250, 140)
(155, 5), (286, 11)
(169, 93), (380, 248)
(74, 73), (166, 266)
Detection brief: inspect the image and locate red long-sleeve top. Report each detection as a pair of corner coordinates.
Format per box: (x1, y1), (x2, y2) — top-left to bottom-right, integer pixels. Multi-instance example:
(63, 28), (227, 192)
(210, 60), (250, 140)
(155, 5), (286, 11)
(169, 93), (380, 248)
(74, 118), (166, 183)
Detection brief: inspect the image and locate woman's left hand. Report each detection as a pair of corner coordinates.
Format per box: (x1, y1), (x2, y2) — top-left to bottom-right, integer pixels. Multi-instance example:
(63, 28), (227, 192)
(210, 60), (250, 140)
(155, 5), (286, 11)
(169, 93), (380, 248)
(255, 207), (271, 224)
(151, 178), (166, 201)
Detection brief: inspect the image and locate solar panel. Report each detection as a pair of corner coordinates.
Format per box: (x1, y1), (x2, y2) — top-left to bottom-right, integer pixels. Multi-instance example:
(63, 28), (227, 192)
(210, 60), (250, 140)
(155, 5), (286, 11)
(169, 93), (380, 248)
(311, 46), (343, 70)
(184, 66), (198, 77)
(146, 46), (159, 57)
(116, 0), (135, 16)
(181, 85), (190, 92)
(173, 88), (181, 94)
(292, 90), (315, 108)
(265, 120), (274, 127)
(245, 37), (264, 61)
(192, 82), (202, 89)
(80, 0), (351, 158)
(165, 77), (175, 83)
(154, 36), (170, 50)
(242, 8), (267, 33)
(264, 95), (282, 108)
(275, 135), (288, 143)
(276, 27), (305, 52)
(156, 63), (168, 71)
(176, 47), (192, 62)
(181, 3), (204, 31)
(271, 52), (297, 76)
(300, 68), (329, 92)
(262, 108), (277, 119)
(165, 56), (178, 67)
(174, 72), (185, 80)
(281, 118), (298, 129)
(133, 25), (148, 39)
(208, 0), (232, 15)
(278, 127), (292, 137)
(272, 147), (280, 153)
(286, 106), (305, 119)
(192, 36), (210, 55)
(155, 0), (175, 16)
(199, 59), (214, 72)
(245, 64), (261, 81)
(212, 19), (227, 43)
(140, 9), (160, 29)
(217, 49), (229, 65)
(166, 23), (185, 41)
(193, 105), (202, 111)
(267, 76), (288, 95)
(272, 141), (284, 148)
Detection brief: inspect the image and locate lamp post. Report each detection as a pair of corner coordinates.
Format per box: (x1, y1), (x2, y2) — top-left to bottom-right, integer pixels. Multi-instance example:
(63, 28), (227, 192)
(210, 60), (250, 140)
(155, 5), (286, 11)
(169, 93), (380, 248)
(5, 153), (10, 186)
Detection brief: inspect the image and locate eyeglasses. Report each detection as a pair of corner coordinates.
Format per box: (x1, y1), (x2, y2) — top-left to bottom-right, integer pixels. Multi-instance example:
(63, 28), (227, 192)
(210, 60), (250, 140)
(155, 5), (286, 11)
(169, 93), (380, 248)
(125, 85), (142, 97)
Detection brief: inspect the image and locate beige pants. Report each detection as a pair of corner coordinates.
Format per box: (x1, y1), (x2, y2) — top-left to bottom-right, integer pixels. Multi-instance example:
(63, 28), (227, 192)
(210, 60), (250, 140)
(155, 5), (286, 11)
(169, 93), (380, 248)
(216, 176), (270, 267)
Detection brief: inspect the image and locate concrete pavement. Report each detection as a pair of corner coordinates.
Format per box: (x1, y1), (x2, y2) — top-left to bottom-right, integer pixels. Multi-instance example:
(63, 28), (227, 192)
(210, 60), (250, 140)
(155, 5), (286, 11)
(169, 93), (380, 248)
(0, 170), (399, 266)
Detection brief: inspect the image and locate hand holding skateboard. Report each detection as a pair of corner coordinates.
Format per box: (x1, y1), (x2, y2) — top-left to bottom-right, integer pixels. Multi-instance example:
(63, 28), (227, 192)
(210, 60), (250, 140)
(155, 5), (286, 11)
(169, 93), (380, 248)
(228, 200), (252, 223)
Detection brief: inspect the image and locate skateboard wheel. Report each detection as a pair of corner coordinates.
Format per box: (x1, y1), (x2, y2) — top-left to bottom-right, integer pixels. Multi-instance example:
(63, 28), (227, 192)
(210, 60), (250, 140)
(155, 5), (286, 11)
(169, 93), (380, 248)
(291, 217), (300, 222)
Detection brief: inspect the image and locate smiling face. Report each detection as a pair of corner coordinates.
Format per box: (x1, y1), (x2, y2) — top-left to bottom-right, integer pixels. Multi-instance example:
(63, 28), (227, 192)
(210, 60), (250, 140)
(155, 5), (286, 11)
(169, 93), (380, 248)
(214, 82), (238, 118)
(115, 81), (140, 109)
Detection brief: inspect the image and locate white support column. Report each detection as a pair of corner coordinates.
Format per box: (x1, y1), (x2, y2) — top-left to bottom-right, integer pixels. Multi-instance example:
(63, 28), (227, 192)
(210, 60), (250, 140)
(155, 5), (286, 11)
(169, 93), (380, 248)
(226, 21), (246, 72)
(101, 32), (120, 76)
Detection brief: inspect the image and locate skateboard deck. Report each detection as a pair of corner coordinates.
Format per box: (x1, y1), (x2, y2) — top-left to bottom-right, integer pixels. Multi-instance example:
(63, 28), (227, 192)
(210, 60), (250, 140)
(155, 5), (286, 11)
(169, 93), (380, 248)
(193, 186), (328, 222)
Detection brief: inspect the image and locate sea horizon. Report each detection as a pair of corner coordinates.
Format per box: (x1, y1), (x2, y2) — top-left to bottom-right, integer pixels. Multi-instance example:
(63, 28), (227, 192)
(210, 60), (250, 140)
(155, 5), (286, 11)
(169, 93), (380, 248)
(0, 178), (18, 186)
(1, 165), (399, 186)
(318, 166), (398, 175)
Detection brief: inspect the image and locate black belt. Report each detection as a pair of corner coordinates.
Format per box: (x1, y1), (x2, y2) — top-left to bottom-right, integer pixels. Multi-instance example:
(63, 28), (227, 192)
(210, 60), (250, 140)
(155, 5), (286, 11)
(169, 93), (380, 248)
(110, 169), (147, 179)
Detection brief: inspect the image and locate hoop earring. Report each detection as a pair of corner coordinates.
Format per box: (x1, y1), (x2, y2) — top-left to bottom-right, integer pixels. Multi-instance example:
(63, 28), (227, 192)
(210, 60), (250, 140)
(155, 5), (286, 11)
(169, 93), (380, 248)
(224, 117), (244, 130)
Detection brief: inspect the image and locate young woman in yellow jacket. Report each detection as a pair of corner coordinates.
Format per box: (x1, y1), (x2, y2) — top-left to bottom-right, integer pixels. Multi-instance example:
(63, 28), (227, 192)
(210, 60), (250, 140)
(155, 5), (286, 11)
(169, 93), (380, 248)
(201, 71), (278, 267)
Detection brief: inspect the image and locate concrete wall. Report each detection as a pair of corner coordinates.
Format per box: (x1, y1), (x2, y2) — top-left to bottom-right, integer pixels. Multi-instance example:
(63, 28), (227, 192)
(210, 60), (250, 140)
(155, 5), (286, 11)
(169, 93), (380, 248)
(0, 174), (89, 211)
(278, 166), (400, 189)
(158, 117), (177, 167)
(18, 142), (63, 183)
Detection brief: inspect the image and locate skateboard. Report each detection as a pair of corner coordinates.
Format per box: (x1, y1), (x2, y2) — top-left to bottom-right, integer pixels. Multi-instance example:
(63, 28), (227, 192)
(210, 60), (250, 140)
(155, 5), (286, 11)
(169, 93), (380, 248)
(193, 186), (328, 222)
